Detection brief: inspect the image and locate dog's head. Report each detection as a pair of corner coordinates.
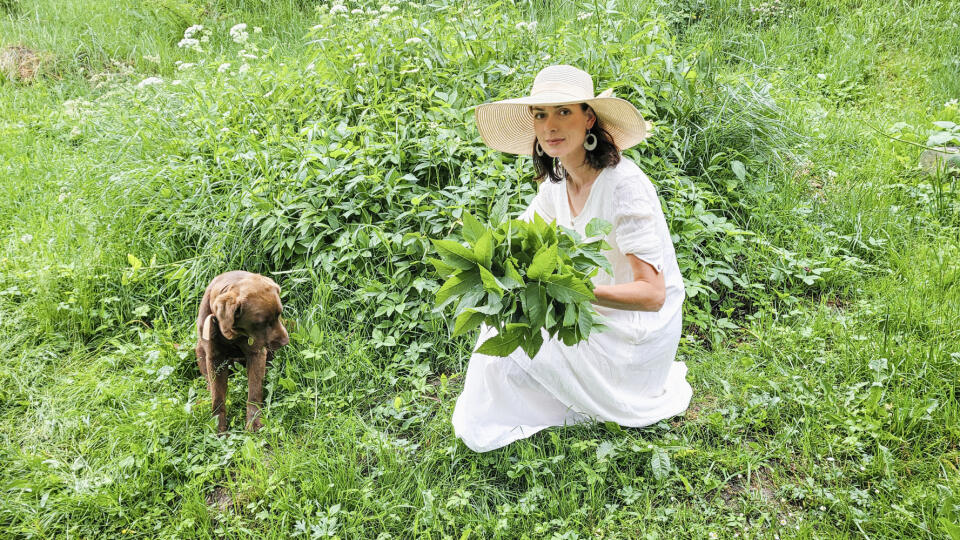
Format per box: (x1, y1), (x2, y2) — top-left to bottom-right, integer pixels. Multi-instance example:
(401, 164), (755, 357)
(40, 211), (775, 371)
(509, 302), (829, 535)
(208, 274), (289, 350)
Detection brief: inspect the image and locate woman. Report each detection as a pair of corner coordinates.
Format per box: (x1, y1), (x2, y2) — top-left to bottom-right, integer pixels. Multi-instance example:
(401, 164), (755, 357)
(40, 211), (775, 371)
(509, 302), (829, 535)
(451, 65), (692, 452)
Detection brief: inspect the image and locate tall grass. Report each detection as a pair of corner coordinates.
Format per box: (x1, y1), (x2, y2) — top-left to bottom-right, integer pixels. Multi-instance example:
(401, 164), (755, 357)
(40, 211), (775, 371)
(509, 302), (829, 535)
(1, 0), (959, 537)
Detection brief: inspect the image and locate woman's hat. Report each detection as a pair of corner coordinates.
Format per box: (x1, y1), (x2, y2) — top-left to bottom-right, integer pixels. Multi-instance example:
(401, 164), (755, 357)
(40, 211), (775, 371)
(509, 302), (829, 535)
(474, 64), (651, 155)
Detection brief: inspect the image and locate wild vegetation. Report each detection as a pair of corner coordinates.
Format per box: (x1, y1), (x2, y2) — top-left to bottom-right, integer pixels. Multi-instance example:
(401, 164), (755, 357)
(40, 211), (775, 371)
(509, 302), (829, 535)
(1, 0), (958, 537)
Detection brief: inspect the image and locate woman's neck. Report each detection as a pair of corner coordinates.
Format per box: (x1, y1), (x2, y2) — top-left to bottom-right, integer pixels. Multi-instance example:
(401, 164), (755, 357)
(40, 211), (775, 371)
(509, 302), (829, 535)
(559, 151), (600, 191)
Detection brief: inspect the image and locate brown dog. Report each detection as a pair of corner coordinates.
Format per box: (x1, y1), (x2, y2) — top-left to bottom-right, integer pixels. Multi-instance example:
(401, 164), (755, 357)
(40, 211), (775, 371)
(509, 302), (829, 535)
(195, 271), (289, 433)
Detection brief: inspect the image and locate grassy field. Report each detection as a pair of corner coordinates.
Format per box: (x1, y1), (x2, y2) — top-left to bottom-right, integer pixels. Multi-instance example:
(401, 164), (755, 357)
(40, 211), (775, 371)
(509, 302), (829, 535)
(1, 0), (959, 537)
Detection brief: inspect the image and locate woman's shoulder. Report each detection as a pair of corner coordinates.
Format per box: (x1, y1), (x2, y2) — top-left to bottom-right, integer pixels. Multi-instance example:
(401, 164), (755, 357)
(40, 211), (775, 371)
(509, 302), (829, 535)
(604, 157), (654, 202)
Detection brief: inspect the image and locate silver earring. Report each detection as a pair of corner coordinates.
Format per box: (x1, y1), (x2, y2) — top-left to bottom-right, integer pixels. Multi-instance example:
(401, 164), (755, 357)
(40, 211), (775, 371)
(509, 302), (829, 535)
(583, 132), (598, 151)
(535, 141), (544, 156)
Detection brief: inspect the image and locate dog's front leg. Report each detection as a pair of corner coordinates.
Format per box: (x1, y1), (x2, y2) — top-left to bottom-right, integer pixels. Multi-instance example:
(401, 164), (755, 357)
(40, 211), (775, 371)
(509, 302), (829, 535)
(245, 348), (268, 431)
(211, 361), (230, 434)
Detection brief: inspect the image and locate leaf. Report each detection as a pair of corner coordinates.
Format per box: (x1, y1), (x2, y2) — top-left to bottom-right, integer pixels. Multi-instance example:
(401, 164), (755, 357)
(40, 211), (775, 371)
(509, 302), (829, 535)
(435, 270), (481, 310)
(461, 211), (486, 245)
(473, 231), (494, 269)
(522, 283), (547, 328)
(453, 288), (486, 316)
(543, 274), (595, 303)
(478, 264), (504, 297)
(127, 254), (143, 271)
(453, 310), (486, 337)
(527, 243), (558, 280)
(584, 218), (612, 239)
(475, 325), (524, 357)
(562, 304), (577, 327)
(489, 195), (510, 227)
(503, 258), (525, 288)
(432, 239), (477, 269)
(650, 446), (671, 480)
(519, 329), (544, 359)
(577, 303), (595, 338)
(933, 121), (957, 130)
(927, 131), (958, 146)
(730, 160), (747, 181)
(428, 257), (458, 278)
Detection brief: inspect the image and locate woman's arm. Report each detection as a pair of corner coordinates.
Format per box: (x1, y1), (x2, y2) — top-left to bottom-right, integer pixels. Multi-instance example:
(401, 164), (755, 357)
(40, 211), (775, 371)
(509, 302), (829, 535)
(591, 254), (665, 311)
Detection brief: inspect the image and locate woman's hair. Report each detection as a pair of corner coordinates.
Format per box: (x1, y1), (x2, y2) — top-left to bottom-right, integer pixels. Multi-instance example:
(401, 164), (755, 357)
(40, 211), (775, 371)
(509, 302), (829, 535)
(532, 104), (620, 183)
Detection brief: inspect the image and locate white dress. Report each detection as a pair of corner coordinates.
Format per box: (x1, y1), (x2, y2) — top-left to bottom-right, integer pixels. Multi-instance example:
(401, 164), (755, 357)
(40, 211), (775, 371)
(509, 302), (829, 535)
(451, 156), (693, 452)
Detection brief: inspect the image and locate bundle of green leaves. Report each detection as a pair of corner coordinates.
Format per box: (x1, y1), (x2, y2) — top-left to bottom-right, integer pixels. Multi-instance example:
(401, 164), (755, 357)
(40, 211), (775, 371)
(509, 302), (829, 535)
(430, 211), (614, 358)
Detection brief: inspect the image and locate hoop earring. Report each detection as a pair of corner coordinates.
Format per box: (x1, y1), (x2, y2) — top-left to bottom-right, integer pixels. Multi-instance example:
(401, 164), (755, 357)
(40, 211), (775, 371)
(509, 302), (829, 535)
(583, 132), (598, 151)
(535, 141), (544, 157)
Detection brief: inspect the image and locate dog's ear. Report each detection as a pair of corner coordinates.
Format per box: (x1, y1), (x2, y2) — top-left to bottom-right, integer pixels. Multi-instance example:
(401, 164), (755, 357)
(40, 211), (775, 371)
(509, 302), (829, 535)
(202, 314), (215, 340)
(211, 288), (245, 340)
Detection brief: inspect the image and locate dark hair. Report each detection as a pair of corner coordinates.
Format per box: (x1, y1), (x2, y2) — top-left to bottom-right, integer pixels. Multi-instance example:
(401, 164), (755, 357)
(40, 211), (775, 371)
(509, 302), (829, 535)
(532, 104), (621, 183)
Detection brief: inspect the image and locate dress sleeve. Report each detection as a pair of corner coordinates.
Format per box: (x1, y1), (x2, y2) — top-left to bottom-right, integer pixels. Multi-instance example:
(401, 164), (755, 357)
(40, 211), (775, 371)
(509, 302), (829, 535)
(613, 177), (664, 273)
(519, 180), (556, 223)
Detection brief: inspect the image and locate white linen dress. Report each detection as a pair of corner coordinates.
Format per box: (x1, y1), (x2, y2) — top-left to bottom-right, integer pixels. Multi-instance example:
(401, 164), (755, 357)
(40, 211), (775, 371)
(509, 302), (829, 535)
(451, 156), (692, 452)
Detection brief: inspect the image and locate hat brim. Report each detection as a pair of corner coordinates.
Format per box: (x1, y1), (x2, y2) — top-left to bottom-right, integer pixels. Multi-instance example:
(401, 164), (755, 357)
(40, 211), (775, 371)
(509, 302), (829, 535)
(475, 96), (651, 155)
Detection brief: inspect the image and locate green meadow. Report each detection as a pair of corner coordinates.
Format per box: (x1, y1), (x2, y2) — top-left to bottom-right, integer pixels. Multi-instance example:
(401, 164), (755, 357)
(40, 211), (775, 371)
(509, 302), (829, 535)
(1, 0), (958, 537)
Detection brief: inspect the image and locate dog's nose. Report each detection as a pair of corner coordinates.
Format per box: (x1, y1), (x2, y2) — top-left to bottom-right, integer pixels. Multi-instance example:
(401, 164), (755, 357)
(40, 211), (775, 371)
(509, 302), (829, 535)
(269, 334), (289, 350)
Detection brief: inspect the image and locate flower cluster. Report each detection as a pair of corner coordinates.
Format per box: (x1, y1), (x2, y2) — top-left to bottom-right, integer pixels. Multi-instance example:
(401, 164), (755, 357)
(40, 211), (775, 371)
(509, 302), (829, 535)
(577, 12), (592, 21)
(177, 24), (209, 53)
(515, 21), (538, 32)
(750, 0), (793, 27)
(230, 23), (249, 44)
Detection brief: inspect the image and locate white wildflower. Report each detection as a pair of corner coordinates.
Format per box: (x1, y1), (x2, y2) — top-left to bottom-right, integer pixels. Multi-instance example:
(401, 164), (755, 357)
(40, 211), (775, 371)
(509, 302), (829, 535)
(330, 5), (348, 14)
(137, 77), (163, 89)
(239, 63), (250, 74)
(218, 62), (231, 73)
(356, 62), (367, 68)
(946, 98), (958, 107)
(817, 73), (827, 80)
(21, 234), (33, 244)
(405, 37), (422, 44)
(577, 11), (592, 20)
(306, 62), (315, 71)
(527, 21), (537, 31)
(366, 8), (378, 15)
(352, 8), (363, 14)
(399, 67), (420, 74)
(230, 23), (249, 43)
(176, 62), (195, 71)
(177, 38), (201, 52)
(144, 55), (161, 64)
(311, 23), (324, 30)
(253, 26), (262, 33)
(171, 80), (182, 85)
(708, 533), (718, 540)
(183, 25), (203, 38)
(241, 53), (258, 60)
(70, 125), (81, 137)
(819, 505), (826, 511)
(58, 192), (69, 203)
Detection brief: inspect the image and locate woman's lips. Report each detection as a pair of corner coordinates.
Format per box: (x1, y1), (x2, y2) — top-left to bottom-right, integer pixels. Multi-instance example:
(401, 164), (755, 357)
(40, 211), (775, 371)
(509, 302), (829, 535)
(545, 138), (564, 145)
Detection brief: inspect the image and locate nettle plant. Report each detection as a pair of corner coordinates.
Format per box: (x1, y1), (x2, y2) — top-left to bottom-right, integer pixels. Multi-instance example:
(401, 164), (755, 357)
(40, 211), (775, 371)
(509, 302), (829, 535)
(430, 210), (613, 358)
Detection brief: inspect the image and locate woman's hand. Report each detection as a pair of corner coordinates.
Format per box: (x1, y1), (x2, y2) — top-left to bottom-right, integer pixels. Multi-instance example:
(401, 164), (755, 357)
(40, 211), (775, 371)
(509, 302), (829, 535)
(591, 254), (665, 311)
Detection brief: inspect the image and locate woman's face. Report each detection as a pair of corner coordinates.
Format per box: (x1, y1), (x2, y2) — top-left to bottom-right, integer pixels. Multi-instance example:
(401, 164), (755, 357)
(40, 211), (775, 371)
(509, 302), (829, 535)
(532, 104), (596, 159)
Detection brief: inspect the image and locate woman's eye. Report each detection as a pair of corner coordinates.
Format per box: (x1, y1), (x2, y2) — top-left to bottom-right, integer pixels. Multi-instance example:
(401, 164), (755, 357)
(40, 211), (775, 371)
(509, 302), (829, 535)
(534, 112), (546, 119)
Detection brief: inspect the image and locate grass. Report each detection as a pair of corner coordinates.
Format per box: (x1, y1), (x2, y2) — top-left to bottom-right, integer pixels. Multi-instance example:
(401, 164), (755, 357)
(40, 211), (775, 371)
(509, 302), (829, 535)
(1, 0), (959, 537)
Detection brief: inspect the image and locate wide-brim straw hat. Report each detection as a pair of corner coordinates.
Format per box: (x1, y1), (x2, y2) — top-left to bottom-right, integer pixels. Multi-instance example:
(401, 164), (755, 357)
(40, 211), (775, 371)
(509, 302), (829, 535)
(475, 64), (652, 155)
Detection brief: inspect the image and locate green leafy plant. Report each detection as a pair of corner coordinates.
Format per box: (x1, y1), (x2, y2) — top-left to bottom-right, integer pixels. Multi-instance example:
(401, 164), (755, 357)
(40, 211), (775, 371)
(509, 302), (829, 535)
(430, 212), (613, 358)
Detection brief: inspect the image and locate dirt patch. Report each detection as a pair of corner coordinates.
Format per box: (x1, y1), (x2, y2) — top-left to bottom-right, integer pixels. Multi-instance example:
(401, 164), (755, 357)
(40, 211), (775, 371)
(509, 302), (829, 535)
(206, 485), (235, 513)
(0, 45), (50, 83)
(675, 393), (718, 426)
